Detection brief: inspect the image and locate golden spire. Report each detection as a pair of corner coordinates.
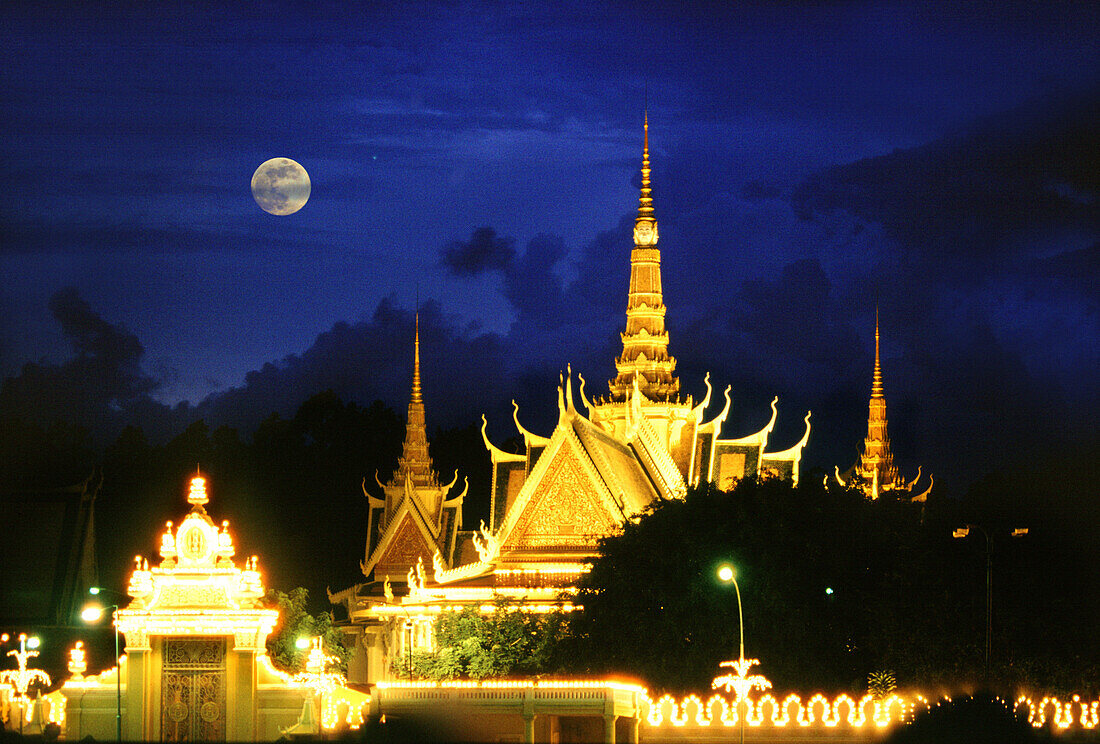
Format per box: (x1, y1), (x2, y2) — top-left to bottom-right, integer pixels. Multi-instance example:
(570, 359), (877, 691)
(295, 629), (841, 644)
(412, 313), (422, 405)
(871, 306), (884, 399)
(637, 111), (654, 223)
(607, 113), (677, 403)
(389, 312), (436, 488)
(860, 307), (896, 494)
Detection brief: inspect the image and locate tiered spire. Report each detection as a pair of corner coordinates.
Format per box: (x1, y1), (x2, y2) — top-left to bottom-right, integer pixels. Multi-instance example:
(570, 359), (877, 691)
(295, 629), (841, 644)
(608, 112), (679, 403)
(389, 314), (437, 488)
(859, 308), (898, 497)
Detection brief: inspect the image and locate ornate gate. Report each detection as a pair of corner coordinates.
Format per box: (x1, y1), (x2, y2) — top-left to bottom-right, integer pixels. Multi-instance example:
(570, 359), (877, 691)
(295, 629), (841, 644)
(161, 638), (226, 741)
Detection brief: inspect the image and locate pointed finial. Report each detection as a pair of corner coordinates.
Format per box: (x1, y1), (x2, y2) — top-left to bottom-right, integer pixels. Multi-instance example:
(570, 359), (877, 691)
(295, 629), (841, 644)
(638, 112), (652, 220)
(412, 312), (422, 404)
(633, 107), (658, 247)
(188, 469), (209, 507)
(871, 306), (883, 399)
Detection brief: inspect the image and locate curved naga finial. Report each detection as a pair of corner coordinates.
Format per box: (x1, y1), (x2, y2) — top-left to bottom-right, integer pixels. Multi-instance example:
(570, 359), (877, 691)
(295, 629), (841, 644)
(691, 372), (714, 419)
(471, 519), (499, 563)
(911, 473), (933, 503)
(834, 465), (848, 487)
(577, 372), (592, 413)
(383, 575), (394, 603)
(481, 414), (523, 462)
(432, 550), (445, 577)
(908, 465), (923, 490)
(556, 372), (567, 423)
(794, 411), (812, 449)
(512, 400), (550, 445)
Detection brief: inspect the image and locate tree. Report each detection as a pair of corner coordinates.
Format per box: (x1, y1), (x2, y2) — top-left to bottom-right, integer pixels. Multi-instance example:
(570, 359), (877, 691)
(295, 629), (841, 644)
(392, 600), (569, 680)
(566, 477), (939, 694)
(264, 587), (349, 674)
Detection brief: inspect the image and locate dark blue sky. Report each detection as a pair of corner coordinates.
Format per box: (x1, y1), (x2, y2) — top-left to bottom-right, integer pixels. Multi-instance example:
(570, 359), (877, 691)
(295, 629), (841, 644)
(2, 1), (1097, 492)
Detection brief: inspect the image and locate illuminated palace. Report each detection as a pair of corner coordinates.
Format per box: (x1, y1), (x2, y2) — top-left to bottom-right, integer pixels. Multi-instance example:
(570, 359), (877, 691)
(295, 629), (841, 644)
(330, 117), (811, 685)
(834, 310), (932, 501)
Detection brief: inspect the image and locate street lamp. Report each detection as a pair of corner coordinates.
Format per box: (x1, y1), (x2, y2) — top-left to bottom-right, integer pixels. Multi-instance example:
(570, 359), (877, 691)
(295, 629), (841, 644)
(81, 586), (124, 742)
(953, 524), (1028, 681)
(717, 563), (746, 744)
(2, 633), (50, 734)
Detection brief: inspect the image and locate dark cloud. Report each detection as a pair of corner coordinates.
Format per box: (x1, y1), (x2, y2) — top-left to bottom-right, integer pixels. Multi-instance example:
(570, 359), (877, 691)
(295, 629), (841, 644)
(441, 227), (516, 276)
(790, 89), (1100, 269)
(0, 288), (165, 440)
(195, 297), (513, 437)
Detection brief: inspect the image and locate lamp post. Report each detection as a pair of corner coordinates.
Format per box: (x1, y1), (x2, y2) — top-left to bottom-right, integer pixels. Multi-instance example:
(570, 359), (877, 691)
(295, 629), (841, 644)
(953, 525), (1028, 682)
(717, 563), (746, 744)
(81, 587), (124, 742)
(2, 633), (48, 734)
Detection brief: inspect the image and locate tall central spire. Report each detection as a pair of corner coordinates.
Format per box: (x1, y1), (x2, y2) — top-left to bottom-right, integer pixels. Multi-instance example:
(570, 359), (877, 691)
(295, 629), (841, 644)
(637, 112), (654, 222)
(860, 307), (896, 497)
(607, 113), (679, 403)
(871, 306), (884, 399)
(389, 313), (436, 488)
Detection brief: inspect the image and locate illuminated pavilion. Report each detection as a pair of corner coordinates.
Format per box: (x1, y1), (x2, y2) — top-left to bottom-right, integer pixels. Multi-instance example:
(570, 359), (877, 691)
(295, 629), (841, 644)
(61, 474), (313, 741)
(331, 116), (811, 686)
(834, 310), (932, 501)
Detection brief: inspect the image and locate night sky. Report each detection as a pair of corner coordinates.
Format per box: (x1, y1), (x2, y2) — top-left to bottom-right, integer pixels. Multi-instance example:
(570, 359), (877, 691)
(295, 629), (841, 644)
(2, 2), (1097, 498)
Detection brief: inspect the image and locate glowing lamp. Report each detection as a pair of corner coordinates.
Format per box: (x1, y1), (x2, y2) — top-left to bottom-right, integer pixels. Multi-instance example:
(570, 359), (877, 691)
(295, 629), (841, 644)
(26, 636), (40, 650)
(717, 564), (735, 583)
(825, 587), (834, 595)
(295, 637), (310, 650)
(952, 527), (969, 538)
(89, 587), (102, 595)
(81, 606), (105, 623)
(1012, 528), (1029, 537)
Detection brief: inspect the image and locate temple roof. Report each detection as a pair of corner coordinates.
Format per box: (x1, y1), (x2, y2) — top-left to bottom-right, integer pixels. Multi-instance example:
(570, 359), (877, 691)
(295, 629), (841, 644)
(571, 414), (659, 516)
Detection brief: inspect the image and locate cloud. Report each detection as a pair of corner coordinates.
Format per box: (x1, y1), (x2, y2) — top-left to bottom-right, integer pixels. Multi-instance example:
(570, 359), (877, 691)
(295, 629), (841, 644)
(441, 227), (516, 276)
(790, 89), (1100, 269)
(194, 297), (513, 436)
(0, 288), (166, 440)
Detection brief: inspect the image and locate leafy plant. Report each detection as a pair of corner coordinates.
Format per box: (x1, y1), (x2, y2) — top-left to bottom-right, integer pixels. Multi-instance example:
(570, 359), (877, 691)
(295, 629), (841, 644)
(264, 587), (349, 674)
(867, 670), (897, 699)
(391, 599), (569, 679)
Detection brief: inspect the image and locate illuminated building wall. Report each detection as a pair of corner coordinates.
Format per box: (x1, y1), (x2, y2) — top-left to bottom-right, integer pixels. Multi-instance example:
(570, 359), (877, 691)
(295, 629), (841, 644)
(61, 474), (314, 741)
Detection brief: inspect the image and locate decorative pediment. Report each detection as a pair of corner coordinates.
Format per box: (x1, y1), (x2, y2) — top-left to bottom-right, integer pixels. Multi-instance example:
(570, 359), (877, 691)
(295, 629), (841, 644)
(362, 504), (442, 580)
(496, 431), (621, 554)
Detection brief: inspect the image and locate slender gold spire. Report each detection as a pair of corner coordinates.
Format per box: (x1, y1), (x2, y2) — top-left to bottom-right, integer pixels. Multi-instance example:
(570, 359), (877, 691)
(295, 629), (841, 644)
(412, 313), (422, 405)
(389, 313), (436, 488)
(607, 113), (678, 403)
(637, 111), (654, 222)
(860, 307), (896, 496)
(871, 306), (884, 399)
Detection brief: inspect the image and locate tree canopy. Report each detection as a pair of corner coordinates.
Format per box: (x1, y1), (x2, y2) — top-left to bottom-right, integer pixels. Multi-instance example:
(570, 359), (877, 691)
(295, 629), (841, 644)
(264, 587), (349, 675)
(566, 476), (1100, 695)
(394, 601), (569, 680)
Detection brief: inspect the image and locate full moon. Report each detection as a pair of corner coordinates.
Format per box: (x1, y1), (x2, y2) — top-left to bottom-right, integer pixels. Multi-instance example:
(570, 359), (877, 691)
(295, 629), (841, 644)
(251, 157), (310, 215)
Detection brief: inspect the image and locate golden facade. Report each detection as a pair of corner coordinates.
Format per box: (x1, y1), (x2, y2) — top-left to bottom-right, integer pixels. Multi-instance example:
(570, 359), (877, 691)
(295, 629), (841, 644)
(62, 474), (313, 741)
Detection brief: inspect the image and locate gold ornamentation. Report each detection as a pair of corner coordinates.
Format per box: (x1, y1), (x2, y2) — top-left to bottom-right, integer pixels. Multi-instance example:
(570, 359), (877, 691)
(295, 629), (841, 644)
(506, 449), (615, 550)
